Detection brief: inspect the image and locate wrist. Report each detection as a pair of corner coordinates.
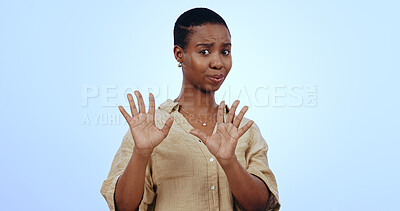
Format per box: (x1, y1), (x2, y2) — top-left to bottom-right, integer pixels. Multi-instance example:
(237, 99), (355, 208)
(133, 147), (153, 159)
(217, 155), (239, 169)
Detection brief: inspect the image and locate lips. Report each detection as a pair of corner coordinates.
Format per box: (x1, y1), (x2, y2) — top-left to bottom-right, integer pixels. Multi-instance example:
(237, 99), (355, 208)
(207, 74), (225, 84)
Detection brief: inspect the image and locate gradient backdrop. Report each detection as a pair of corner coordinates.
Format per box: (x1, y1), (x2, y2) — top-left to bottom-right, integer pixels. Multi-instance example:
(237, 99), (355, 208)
(0, 0), (399, 210)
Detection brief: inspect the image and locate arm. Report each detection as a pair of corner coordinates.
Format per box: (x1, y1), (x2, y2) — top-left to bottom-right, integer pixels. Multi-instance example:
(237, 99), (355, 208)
(190, 100), (270, 210)
(114, 148), (152, 211)
(219, 157), (270, 210)
(114, 91), (174, 211)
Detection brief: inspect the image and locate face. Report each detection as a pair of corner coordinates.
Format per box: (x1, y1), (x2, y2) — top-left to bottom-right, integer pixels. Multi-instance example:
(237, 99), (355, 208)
(175, 23), (232, 93)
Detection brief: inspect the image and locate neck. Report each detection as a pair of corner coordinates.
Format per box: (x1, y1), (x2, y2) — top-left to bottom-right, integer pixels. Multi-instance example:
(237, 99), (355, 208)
(174, 82), (218, 114)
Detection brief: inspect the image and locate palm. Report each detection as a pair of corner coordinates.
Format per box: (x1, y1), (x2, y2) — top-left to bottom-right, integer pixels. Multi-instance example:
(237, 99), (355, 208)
(128, 113), (166, 149)
(119, 91), (174, 152)
(190, 100), (253, 161)
(205, 123), (242, 159)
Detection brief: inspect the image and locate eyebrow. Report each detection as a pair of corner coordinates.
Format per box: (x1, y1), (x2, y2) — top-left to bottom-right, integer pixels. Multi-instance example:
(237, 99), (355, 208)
(196, 43), (213, 47)
(196, 42), (232, 47)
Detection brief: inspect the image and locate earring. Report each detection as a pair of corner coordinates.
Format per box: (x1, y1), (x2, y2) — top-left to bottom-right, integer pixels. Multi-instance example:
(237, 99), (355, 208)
(178, 62), (182, 67)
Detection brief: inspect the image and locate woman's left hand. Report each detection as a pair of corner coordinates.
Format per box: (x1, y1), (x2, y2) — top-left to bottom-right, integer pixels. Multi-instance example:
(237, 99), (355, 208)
(190, 100), (254, 165)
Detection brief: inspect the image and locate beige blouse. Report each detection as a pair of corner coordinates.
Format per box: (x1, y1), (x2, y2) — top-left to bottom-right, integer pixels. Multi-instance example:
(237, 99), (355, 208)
(100, 99), (281, 211)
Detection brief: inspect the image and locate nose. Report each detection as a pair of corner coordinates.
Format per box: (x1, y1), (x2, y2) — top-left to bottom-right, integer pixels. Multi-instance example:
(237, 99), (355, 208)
(210, 53), (223, 70)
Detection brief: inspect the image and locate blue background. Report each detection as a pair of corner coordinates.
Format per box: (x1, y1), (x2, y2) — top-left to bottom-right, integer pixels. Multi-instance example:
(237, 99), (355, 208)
(0, 0), (399, 210)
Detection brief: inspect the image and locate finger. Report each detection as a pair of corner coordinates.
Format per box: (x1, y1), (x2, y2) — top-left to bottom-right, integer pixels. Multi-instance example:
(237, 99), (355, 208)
(161, 116), (174, 137)
(148, 93), (155, 115)
(190, 129), (209, 144)
(118, 106), (132, 123)
(226, 100), (240, 123)
(238, 120), (254, 137)
(233, 106), (249, 128)
(127, 93), (139, 116)
(217, 101), (225, 123)
(134, 90), (146, 113)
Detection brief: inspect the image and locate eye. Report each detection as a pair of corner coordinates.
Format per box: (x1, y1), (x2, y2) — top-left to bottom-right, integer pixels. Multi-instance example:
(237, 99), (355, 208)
(222, 50), (231, 55)
(200, 49), (211, 55)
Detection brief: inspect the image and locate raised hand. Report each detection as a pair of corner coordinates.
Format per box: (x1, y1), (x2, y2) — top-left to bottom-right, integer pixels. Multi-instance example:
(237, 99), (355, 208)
(189, 100), (253, 164)
(119, 91), (174, 155)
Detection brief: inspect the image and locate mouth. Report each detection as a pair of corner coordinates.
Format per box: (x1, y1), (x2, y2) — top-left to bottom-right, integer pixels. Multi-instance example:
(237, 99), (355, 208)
(207, 74), (225, 84)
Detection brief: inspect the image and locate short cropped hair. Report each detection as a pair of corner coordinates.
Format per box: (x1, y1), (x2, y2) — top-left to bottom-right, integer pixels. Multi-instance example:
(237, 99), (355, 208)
(173, 8), (230, 51)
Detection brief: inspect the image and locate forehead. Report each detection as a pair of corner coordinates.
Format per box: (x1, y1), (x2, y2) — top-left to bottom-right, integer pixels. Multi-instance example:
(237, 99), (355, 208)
(187, 23), (231, 46)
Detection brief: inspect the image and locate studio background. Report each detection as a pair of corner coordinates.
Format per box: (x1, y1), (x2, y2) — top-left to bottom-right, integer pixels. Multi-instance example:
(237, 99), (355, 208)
(0, 0), (398, 210)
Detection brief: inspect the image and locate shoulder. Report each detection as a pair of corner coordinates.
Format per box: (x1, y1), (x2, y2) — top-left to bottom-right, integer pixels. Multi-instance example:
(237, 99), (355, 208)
(240, 117), (262, 136)
(147, 98), (175, 126)
(154, 106), (173, 128)
(237, 117), (268, 147)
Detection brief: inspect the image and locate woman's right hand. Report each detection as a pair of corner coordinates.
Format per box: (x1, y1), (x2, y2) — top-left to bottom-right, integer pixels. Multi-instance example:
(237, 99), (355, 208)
(119, 91), (174, 156)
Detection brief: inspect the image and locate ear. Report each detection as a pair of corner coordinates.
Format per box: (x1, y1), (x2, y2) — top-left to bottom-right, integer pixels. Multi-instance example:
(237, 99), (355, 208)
(173, 45), (184, 63)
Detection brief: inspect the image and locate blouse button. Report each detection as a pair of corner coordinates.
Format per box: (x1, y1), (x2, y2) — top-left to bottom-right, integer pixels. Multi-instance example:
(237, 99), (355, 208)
(209, 158), (214, 162)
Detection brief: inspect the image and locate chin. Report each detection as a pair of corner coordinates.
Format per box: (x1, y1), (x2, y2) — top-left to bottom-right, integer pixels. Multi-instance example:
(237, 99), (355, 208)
(199, 84), (223, 93)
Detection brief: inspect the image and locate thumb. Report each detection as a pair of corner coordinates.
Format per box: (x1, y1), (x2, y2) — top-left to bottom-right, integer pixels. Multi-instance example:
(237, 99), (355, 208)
(161, 116), (174, 137)
(190, 129), (208, 144)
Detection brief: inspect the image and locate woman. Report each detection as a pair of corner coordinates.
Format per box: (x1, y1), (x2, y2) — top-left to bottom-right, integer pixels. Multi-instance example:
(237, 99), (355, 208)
(101, 8), (280, 211)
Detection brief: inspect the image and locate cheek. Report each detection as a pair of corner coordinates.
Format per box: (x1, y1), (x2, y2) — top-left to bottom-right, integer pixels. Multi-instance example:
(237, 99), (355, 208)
(189, 54), (209, 70)
(224, 57), (232, 70)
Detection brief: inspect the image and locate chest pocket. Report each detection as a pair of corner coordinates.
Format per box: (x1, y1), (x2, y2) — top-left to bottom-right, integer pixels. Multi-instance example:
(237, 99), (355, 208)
(152, 141), (194, 185)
